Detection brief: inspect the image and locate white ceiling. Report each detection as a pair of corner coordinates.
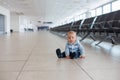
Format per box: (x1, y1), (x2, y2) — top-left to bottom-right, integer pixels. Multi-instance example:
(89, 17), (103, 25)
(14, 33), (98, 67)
(0, 0), (115, 25)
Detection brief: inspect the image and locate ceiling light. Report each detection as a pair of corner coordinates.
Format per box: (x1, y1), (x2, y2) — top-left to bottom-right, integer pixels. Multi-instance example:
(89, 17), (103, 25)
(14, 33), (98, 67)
(43, 22), (53, 24)
(16, 12), (24, 15)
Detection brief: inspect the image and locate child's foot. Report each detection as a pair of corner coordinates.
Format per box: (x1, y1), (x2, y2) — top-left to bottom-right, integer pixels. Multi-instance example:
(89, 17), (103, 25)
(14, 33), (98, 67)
(56, 49), (61, 58)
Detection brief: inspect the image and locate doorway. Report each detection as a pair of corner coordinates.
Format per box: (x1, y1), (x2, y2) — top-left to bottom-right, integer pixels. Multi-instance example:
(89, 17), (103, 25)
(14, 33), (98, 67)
(0, 14), (5, 34)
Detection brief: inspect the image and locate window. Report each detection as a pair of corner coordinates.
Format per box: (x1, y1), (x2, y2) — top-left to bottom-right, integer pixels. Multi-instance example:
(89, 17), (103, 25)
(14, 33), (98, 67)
(96, 7), (102, 16)
(91, 9), (95, 17)
(74, 15), (80, 21)
(112, 0), (120, 11)
(82, 13), (86, 19)
(79, 15), (83, 19)
(103, 4), (111, 14)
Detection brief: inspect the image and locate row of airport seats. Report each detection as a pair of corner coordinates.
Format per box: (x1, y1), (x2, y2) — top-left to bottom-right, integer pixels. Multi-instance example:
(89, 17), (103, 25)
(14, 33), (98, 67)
(50, 10), (120, 45)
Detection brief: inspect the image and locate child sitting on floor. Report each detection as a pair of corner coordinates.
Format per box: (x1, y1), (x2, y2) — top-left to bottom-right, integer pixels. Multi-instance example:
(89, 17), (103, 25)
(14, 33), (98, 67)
(56, 31), (85, 59)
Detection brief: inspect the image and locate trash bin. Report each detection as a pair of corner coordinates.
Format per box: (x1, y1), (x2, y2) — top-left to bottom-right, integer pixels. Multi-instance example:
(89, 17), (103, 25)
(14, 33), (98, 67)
(10, 29), (13, 33)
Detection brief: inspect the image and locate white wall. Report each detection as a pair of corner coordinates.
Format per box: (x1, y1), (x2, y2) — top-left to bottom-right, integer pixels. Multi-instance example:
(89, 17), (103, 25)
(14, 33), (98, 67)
(10, 12), (19, 32)
(19, 16), (27, 32)
(19, 16), (38, 32)
(0, 5), (10, 33)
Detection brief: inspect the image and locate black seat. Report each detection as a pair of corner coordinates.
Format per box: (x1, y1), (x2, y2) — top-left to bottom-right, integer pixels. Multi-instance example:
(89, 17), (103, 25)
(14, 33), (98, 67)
(78, 17), (96, 41)
(71, 20), (82, 33)
(95, 10), (120, 45)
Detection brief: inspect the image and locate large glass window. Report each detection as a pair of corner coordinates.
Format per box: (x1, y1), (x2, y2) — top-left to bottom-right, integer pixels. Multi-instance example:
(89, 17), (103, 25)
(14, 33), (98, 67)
(74, 15), (80, 21)
(103, 4), (111, 14)
(70, 18), (74, 23)
(91, 9), (95, 17)
(96, 7), (102, 16)
(79, 15), (83, 19)
(82, 13), (86, 19)
(112, 0), (120, 11)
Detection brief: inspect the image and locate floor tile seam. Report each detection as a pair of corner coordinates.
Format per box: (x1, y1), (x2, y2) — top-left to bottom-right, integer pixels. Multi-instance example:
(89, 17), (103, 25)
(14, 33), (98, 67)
(21, 69), (83, 72)
(0, 60), (26, 62)
(15, 39), (41, 80)
(73, 60), (94, 80)
(0, 71), (22, 72)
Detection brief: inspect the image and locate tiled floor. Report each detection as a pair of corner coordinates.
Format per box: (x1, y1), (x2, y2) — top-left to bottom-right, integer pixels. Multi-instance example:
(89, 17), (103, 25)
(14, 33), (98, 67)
(0, 31), (120, 80)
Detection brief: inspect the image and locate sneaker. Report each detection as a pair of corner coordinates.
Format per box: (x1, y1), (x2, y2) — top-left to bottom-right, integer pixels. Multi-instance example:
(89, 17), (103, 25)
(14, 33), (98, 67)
(56, 49), (61, 58)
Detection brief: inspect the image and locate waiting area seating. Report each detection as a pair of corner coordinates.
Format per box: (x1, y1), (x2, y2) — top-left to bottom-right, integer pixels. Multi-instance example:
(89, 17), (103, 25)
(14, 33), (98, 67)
(50, 10), (120, 45)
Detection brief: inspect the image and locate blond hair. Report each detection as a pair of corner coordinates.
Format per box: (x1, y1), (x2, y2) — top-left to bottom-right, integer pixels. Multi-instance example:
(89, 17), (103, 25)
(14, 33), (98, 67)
(67, 31), (76, 36)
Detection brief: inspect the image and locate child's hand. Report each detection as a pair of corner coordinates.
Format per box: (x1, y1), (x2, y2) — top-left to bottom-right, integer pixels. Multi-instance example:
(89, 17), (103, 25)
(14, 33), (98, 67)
(80, 55), (85, 59)
(66, 56), (70, 59)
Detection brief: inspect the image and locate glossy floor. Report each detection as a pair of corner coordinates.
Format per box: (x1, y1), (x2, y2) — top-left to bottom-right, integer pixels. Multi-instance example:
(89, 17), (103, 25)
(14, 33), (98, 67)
(0, 31), (120, 80)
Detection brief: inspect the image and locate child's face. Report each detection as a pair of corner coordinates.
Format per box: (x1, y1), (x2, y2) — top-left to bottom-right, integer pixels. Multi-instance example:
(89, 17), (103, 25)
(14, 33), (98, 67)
(67, 33), (76, 44)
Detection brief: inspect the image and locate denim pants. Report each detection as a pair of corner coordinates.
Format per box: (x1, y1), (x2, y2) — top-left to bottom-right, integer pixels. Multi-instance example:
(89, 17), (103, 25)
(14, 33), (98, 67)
(62, 52), (81, 59)
(56, 48), (81, 59)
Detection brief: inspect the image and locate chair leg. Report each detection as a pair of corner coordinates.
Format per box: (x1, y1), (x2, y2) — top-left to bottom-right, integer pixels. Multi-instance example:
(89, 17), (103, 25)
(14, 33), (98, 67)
(90, 34), (96, 41)
(80, 32), (90, 42)
(95, 35), (116, 45)
(111, 36), (116, 44)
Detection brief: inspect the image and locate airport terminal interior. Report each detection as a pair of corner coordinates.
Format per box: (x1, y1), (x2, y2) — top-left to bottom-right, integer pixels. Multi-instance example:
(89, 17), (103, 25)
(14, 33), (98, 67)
(0, 0), (120, 80)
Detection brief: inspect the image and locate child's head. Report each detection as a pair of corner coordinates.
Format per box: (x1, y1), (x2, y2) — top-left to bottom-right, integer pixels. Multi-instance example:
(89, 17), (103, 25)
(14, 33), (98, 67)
(67, 31), (77, 44)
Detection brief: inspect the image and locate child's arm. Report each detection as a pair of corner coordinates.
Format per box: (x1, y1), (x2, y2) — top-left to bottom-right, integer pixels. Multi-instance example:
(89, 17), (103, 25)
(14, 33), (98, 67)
(65, 43), (70, 58)
(78, 41), (85, 58)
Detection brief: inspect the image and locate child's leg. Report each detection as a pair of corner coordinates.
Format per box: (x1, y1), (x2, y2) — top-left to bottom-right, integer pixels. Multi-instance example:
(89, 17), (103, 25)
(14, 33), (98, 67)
(75, 52), (81, 58)
(69, 52), (81, 59)
(69, 52), (76, 59)
(56, 48), (66, 58)
(61, 52), (66, 58)
(56, 48), (61, 58)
